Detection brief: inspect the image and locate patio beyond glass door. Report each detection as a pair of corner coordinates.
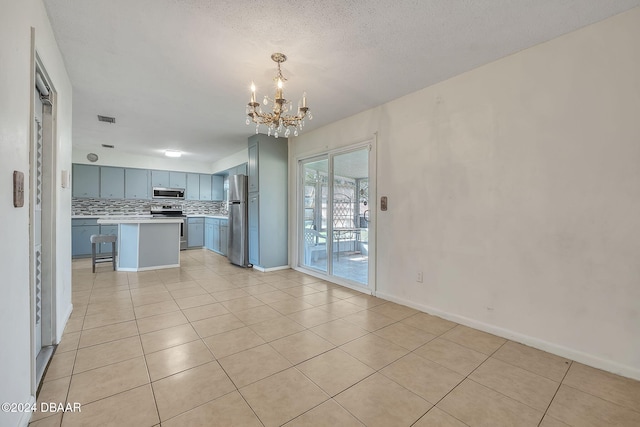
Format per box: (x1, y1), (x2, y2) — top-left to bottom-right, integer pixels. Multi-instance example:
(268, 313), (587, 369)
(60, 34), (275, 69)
(301, 157), (329, 273)
(300, 147), (370, 287)
(331, 149), (369, 285)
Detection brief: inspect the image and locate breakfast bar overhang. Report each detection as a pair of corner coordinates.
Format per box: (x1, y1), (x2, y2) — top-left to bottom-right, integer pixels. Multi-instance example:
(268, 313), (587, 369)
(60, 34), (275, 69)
(97, 217), (183, 271)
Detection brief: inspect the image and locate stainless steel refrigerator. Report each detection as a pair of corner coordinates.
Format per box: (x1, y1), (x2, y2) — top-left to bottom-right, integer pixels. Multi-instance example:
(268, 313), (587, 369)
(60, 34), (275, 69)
(228, 174), (250, 267)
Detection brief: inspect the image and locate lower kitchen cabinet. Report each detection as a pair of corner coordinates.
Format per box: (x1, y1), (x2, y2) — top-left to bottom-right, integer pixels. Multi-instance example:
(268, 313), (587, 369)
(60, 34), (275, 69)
(211, 219), (220, 252)
(187, 217), (204, 247)
(203, 217), (228, 255)
(204, 219), (214, 251)
(72, 219), (117, 258)
(72, 223), (100, 257)
(219, 219), (228, 256)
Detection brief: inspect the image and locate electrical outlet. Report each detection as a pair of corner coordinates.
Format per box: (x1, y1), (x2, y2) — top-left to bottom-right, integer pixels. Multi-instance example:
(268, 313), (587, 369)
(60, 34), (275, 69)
(416, 271), (423, 283)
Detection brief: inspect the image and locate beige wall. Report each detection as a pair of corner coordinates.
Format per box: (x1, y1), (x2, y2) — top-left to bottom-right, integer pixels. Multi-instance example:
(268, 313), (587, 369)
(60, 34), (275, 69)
(289, 8), (640, 379)
(0, 0), (73, 425)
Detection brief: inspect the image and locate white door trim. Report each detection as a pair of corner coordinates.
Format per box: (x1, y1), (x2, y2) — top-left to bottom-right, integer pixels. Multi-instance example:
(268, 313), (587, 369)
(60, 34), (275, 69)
(293, 136), (377, 294)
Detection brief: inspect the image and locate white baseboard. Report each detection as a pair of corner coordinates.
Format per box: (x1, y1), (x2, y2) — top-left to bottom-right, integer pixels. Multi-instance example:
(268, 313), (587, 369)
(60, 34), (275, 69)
(375, 291), (640, 381)
(117, 264), (180, 272)
(58, 302), (74, 342)
(252, 265), (290, 272)
(17, 395), (36, 427)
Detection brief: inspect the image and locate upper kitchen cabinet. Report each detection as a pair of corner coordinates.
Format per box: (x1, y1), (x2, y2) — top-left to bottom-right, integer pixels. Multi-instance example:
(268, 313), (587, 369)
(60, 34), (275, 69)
(186, 173), (200, 200)
(212, 175), (224, 201)
(169, 172), (187, 189)
(151, 170), (169, 188)
(100, 167), (125, 198)
(151, 170), (187, 188)
(72, 164), (100, 198)
(125, 168), (149, 199)
(199, 174), (212, 200)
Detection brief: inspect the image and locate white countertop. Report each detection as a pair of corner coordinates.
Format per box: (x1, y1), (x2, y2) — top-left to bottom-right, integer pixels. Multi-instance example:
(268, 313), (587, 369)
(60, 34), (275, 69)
(73, 214), (227, 219)
(97, 217), (184, 224)
(186, 215), (228, 219)
(72, 214), (153, 219)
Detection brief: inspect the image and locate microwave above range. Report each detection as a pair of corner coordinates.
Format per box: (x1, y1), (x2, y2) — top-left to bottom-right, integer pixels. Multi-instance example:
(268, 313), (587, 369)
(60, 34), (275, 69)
(152, 187), (185, 199)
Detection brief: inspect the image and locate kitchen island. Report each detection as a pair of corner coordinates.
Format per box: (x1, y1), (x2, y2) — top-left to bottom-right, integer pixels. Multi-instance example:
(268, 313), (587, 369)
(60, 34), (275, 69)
(97, 217), (183, 271)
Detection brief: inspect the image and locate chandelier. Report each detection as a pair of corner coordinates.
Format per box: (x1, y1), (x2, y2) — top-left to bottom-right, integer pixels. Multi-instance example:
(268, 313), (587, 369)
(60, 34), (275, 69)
(246, 53), (312, 138)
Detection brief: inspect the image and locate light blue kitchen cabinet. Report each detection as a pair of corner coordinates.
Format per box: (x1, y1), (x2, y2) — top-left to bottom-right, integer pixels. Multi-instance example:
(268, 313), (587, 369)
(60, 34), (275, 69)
(72, 220), (120, 257)
(169, 172), (187, 189)
(247, 134), (288, 269)
(219, 219), (228, 256)
(187, 217), (204, 247)
(72, 164), (100, 198)
(151, 170), (170, 188)
(186, 173), (200, 200)
(248, 143), (259, 193)
(204, 219), (214, 250)
(211, 175), (224, 201)
(236, 163), (248, 175)
(211, 218), (220, 252)
(71, 219), (99, 257)
(124, 168), (149, 199)
(199, 174), (212, 200)
(248, 193), (259, 265)
(99, 167), (125, 199)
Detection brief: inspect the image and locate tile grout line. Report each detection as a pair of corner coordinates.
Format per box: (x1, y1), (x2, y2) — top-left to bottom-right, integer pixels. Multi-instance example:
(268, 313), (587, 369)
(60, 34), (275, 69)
(407, 337), (511, 427)
(71, 253), (635, 427)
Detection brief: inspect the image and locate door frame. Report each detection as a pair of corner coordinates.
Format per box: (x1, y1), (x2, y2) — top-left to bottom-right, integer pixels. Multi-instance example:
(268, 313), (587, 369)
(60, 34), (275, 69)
(30, 44), (58, 393)
(294, 136), (377, 294)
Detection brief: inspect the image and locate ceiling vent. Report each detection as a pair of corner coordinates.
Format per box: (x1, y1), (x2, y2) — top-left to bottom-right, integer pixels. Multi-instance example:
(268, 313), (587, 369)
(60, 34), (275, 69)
(101, 144), (115, 149)
(97, 115), (116, 124)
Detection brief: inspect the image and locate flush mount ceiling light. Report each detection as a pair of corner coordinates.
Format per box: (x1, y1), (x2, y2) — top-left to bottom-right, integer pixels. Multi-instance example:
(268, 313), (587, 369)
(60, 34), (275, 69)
(164, 150), (182, 158)
(246, 53), (312, 138)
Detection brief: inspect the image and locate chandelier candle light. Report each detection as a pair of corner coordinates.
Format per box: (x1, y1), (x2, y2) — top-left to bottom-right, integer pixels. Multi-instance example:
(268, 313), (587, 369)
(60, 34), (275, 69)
(246, 53), (312, 138)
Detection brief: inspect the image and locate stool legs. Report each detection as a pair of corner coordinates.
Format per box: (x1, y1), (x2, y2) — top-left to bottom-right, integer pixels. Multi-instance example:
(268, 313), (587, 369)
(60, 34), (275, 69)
(111, 241), (116, 271)
(91, 242), (97, 273)
(90, 237), (116, 273)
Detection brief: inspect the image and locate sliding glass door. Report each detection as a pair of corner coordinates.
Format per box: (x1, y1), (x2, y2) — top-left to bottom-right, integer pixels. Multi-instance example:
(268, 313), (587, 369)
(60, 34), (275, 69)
(299, 145), (371, 288)
(331, 149), (369, 285)
(301, 156), (329, 273)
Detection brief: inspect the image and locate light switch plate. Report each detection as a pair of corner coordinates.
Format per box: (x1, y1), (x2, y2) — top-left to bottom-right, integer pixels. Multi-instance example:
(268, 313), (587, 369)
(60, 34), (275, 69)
(13, 171), (24, 207)
(61, 169), (70, 188)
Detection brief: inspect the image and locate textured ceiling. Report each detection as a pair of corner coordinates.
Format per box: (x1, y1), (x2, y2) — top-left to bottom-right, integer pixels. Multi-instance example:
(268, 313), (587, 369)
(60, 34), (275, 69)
(42, 0), (640, 164)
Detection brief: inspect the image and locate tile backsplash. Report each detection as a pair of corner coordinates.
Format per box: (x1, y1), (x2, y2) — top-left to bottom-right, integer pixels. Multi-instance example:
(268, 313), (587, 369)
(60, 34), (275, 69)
(72, 198), (228, 216)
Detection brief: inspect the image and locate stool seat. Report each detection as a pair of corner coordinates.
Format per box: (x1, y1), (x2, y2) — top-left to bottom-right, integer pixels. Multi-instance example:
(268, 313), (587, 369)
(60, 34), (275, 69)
(90, 234), (117, 244)
(90, 234), (117, 273)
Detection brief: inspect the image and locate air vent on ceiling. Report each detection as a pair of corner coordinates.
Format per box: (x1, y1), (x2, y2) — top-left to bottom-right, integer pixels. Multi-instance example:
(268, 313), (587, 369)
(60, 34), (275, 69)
(101, 144), (115, 149)
(97, 115), (116, 124)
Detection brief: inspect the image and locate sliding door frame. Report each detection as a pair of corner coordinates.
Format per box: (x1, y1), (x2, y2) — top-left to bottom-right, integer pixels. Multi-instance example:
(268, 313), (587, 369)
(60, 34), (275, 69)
(294, 137), (377, 294)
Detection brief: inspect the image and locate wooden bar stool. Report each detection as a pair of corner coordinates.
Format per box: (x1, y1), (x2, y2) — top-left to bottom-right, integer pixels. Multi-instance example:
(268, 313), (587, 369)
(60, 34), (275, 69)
(90, 234), (117, 273)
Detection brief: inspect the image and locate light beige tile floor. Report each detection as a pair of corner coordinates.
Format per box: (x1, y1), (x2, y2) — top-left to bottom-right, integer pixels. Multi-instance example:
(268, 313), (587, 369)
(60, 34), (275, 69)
(32, 250), (640, 426)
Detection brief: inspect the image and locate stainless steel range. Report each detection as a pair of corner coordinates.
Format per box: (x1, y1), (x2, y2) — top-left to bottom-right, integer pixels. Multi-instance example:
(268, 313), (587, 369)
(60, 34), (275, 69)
(150, 204), (187, 250)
